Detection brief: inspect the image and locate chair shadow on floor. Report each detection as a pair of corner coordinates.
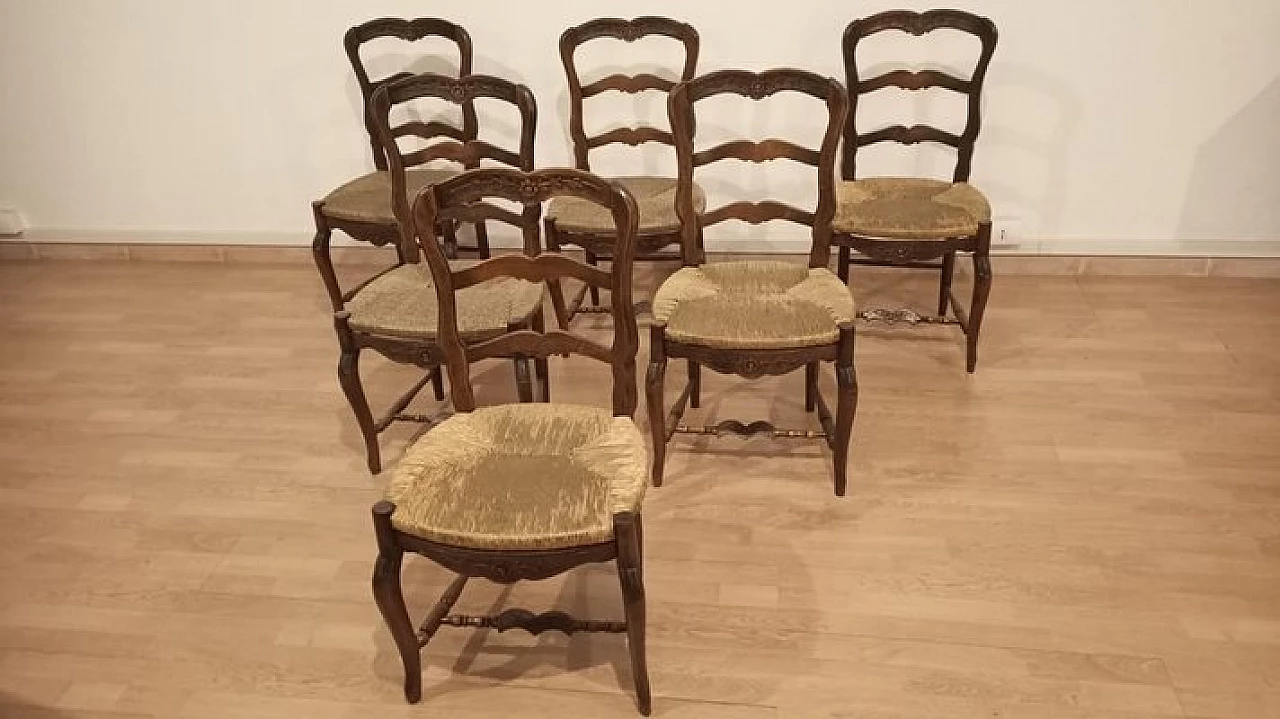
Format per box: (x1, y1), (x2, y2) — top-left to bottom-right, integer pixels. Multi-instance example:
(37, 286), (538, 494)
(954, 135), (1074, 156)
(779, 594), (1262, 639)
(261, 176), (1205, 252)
(0, 695), (79, 719)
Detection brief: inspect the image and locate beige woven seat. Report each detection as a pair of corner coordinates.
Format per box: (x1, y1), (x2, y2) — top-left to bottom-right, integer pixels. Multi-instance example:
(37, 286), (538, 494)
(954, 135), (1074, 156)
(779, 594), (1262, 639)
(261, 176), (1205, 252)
(386, 404), (648, 550)
(321, 168), (458, 225)
(546, 176), (706, 234)
(652, 261), (856, 350)
(834, 177), (991, 240)
(346, 264), (543, 340)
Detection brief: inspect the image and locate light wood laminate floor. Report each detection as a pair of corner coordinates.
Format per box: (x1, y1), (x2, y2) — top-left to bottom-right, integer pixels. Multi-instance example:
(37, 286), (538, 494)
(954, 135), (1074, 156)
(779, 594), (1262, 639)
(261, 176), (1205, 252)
(1, 258), (1279, 718)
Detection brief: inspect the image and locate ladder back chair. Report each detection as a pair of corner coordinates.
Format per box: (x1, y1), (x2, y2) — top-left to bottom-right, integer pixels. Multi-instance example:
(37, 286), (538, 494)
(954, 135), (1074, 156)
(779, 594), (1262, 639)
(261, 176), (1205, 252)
(313, 18), (489, 264)
(834, 9), (999, 372)
(546, 16), (704, 325)
(372, 168), (652, 715)
(647, 69), (859, 496)
(328, 73), (543, 474)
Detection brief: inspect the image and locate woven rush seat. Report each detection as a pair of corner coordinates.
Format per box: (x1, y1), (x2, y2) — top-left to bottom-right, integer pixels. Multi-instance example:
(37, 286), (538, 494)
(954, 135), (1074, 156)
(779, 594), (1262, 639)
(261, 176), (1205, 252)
(652, 261), (855, 350)
(346, 264), (543, 340)
(546, 176), (707, 234)
(321, 168), (459, 225)
(834, 177), (991, 240)
(386, 404), (648, 550)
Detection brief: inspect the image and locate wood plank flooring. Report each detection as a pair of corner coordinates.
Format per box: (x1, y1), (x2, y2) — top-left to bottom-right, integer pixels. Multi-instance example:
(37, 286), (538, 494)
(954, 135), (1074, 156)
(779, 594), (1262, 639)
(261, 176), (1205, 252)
(1, 257), (1278, 718)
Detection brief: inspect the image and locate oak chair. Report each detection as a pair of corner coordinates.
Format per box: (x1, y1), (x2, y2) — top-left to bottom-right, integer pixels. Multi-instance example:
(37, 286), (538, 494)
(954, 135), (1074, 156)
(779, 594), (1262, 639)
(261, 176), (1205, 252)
(833, 9), (999, 372)
(313, 18), (488, 264)
(546, 16), (705, 325)
(323, 73), (544, 474)
(646, 69), (859, 496)
(371, 168), (652, 715)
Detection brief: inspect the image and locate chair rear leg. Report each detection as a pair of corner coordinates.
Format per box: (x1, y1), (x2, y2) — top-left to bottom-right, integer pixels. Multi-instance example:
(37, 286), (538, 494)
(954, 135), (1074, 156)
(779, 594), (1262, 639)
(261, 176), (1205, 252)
(805, 361), (819, 412)
(371, 502), (423, 703)
(544, 220), (573, 330)
(837, 245), (851, 284)
(966, 224), (994, 373)
(474, 220), (492, 259)
(832, 326), (859, 497)
(513, 358), (534, 403)
(939, 250), (956, 317)
(430, 366), (446, 402)
(585, 249), (602, 306)
(646, 326), (669, 487)
(615, 512), (652, 716)
(686, 360), (701, 409)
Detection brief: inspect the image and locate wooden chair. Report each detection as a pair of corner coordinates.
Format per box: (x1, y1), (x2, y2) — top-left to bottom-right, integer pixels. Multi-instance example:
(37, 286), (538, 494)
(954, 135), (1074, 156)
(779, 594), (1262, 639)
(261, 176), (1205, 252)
(324, 73), (543, 474)
(832, 9), (999, 373)
(371, 168), (652, 715)
(546, 16), (704, 325)
(313, 18), (488, 264)
(646, 69), (859, 496)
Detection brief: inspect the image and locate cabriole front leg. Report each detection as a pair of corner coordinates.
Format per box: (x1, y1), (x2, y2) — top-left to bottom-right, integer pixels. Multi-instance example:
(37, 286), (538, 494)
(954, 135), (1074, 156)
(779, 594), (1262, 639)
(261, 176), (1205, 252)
(371, 501), (422, 703)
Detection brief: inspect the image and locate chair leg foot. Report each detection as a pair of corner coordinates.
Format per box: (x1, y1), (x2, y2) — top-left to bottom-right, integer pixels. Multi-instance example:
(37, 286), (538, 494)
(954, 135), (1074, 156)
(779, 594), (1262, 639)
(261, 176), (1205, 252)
(338, 348), (381, 474)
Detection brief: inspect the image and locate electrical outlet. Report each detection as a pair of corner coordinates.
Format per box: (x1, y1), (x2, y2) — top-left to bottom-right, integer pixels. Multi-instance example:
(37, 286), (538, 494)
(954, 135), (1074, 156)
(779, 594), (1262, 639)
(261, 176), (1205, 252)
(0, 207), (25, 237)
(991, 216), (1023, 251)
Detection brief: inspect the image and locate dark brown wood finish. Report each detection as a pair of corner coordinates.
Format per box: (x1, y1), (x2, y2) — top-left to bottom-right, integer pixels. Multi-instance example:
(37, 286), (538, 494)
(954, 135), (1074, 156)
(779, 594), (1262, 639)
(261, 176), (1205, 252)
(370, 168), (651, 714)
(835, 9), (999, 372)
(344, 17), (476, 171)
(648, 69), (858, 496)
(320, 73), (543, 474)
(549, 17), (700, 324)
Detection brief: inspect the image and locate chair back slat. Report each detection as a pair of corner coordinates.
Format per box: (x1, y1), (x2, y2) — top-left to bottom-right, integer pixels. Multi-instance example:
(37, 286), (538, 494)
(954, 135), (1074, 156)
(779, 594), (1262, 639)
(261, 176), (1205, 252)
(842, 9), (998, 182)
(370, 73), (538, 259)
(344, 18), (476, 170)
(561, 17), (700, 169)
(668, 69), (848, 267)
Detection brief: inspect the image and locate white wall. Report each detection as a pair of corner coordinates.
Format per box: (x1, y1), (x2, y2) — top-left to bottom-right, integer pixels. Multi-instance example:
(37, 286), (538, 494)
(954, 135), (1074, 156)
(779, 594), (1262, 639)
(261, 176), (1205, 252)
(1, 0), (1278, 255)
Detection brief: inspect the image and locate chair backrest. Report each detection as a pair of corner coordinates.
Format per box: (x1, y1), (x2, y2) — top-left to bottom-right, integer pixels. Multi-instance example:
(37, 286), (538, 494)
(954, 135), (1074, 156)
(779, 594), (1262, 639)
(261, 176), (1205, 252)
(841, 9), (998, 183)
(370, 74), (538, 257)
(412, 169), (641, 416)
(668, 69), (848, 267)
(560, 17), (700, 170)
(344, 17), (477, 170)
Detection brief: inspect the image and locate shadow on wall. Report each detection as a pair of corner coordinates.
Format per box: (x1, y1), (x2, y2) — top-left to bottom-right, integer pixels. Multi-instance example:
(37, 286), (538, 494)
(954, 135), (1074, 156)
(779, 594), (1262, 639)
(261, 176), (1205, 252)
(977, 62), (1083, 245)
(1177, 76), (1280, 244)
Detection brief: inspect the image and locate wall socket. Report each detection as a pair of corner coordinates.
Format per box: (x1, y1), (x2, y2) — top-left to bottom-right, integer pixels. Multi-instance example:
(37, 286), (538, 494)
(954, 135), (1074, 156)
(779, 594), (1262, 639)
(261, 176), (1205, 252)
(0, 207), (25, 237)
(991, 216), (1024, 251)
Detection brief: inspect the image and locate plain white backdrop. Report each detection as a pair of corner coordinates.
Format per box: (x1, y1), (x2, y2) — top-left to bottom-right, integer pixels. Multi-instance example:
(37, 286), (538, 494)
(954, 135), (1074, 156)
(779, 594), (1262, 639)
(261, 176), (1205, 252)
(1, 0), (1277, 255)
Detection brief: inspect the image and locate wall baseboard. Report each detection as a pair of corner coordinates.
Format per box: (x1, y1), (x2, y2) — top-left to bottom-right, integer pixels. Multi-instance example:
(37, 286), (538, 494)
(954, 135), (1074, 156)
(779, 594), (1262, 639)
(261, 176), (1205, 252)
(13, 228), (1280, 258)
(4, 238), (1280, 277)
